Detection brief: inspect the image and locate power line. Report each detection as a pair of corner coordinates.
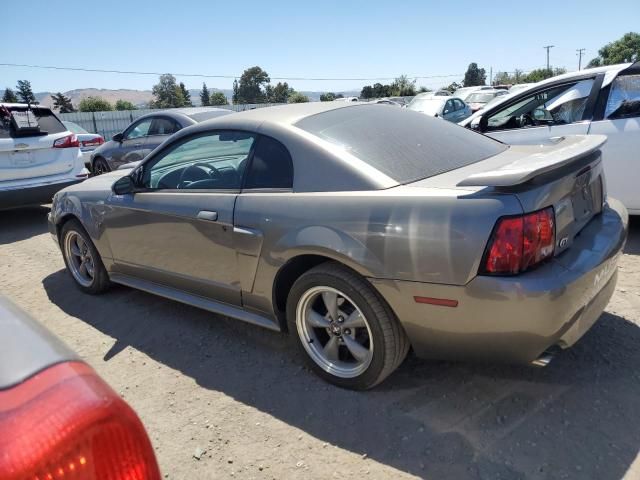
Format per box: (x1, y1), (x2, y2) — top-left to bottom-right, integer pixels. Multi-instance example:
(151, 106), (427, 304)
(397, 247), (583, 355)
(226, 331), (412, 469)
(0, 62), (544, 83)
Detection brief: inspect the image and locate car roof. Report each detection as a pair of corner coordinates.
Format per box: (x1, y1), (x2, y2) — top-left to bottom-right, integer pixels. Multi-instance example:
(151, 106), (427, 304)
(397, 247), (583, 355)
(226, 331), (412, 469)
(133, 107), (232, 123)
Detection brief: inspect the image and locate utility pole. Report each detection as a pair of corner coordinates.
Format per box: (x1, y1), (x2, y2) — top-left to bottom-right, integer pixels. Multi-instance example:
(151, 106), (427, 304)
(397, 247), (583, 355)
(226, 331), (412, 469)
(489, 66), (493, 85)
(576, 48), (586, 70)
(543, 45), (555, 73)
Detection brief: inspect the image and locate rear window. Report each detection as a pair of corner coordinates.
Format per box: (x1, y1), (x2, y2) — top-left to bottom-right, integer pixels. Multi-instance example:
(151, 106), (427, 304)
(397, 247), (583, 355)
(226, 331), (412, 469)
(0, 106), (66, 139)
(295, 105), (507, 183)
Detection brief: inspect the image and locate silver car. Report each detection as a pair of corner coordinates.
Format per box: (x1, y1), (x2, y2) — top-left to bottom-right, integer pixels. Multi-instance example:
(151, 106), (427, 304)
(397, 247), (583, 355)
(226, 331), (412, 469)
(48, 103), (628, 389)
(407, 96), (472, 122)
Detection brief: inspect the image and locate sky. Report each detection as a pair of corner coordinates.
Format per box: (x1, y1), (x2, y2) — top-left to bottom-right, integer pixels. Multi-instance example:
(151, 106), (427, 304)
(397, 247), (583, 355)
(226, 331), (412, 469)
(2, 0), (639, 94)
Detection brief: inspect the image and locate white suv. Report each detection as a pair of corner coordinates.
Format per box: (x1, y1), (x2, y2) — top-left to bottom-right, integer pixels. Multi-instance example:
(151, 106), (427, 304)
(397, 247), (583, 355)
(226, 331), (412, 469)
(0, 103), (88, 209)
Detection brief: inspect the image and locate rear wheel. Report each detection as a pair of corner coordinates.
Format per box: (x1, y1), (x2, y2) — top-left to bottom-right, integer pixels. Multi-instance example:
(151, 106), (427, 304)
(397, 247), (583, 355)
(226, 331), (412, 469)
(60, 220), (111, 294)
(286, 263), (409, 390)
(92, 157), (110, 176)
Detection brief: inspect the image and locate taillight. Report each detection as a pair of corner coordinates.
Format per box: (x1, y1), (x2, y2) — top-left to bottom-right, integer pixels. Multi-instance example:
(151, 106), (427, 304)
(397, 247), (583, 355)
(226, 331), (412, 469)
(53, 134), (80, 148)
(481, 207), (555, 275)
(0, 362), (161, 480)
(82, 137), (105, 147)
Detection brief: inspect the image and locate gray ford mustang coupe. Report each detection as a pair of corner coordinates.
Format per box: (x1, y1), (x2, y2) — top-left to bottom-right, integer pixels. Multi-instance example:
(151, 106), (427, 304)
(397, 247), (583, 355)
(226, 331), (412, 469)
(48, 103), (628, 389)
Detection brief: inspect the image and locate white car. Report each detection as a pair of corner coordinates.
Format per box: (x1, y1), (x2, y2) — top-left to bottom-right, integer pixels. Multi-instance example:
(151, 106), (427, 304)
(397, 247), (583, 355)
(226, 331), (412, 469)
(452, 86), (496, 102)
(460, 62), (640, 214)
(0, 103), (88, 209)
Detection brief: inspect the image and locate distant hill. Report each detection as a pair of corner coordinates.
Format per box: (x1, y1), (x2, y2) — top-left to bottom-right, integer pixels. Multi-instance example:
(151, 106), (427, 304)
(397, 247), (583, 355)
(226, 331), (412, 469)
(35, 87), (361, 109)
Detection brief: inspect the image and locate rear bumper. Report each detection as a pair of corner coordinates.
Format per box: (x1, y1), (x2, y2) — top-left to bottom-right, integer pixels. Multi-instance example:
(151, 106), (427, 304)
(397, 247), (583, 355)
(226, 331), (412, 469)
(370, 199), (628, 364)
(0, 178), (85, 210)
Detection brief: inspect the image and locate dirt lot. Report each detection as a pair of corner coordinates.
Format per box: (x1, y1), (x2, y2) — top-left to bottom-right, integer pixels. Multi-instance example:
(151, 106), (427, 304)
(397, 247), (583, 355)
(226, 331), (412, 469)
(1, 206), (639, 480)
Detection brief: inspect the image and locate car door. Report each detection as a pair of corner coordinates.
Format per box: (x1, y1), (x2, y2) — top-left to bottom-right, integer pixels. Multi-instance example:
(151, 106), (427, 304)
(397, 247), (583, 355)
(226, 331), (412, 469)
(481, 78), (598, 145)
(587, 70), (640, 213)
(103, 130), (257, 306)
(145, 116), (183, 154)
(112, 117), (154, 168)
(442, 99), (456, 122)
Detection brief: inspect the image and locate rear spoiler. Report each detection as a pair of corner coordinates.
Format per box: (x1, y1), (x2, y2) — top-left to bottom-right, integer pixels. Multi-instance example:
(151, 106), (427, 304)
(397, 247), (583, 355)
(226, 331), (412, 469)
(457, 135), (607, 187)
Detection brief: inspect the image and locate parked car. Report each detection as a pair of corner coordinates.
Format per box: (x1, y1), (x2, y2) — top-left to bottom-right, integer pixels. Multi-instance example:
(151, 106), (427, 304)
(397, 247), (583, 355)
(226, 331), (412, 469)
(49, 103), (627, 390)
(372, 98), (403, 106)
(460, 62), (640, 214)
(407, 95), (472, 122)
(0, 103), (88, 210)
(465, 89), (509, 112)
(334, 97), (359, 102)
(453, 86), (495, 102)
(0, 295), (161, 480)
(62, 121), (104, 169)
(90, 107), (232, 175)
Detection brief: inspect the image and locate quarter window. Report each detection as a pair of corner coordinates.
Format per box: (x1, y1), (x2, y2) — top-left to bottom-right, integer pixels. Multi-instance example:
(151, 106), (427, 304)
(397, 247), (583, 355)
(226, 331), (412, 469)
(125, 118), (153, 140)
(143, 131), (256, 190)
(150, 117), (181, 135)
(606, 74), (640, 119)
(244, 136), (293, 189)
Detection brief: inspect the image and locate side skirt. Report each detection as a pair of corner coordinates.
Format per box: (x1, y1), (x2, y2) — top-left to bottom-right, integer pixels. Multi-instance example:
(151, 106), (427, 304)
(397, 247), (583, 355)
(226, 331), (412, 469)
(109, 273), (281, 332)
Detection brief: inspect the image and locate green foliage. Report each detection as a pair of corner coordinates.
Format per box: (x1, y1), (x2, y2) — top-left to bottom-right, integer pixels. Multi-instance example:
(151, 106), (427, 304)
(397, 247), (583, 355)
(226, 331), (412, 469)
(16, 80), (36, 103)
(587, 32), (640, 68)
(443, 82), (461, 93)
(288, 92), (309, 103)
(209, 92), (228, 105)
(235, 66), (270, 104)
(200, 82), (210, 106)
(52, 92), (75, 113)
(360, 85), (374, 99)
(180, 82), (193, 107)
(522, 67), (566, 83)
(463, 63), (486, 87)
(267, 82), (291, 103)
(115, 100), (136, 111)
(320, 92), (338, 101)
(2, 87), (18, 103)
(150, 74), (186, 108)
(360, 75), (416, 99)
(78, 96), (113, 112)
(232, 79), (239, 104)
(418, 86), (431, 93)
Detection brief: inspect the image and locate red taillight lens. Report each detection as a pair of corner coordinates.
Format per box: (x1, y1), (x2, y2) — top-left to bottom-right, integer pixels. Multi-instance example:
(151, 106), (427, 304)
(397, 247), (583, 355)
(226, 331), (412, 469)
(481, 207), (555, 275)
(53, 133), (80, 148)
(82, 137), (105, 147)
(0, 362), (161, 480)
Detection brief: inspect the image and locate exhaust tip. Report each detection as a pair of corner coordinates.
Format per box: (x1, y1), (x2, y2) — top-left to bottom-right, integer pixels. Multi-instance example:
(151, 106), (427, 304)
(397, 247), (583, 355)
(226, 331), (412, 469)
(531, 350), (555, 367)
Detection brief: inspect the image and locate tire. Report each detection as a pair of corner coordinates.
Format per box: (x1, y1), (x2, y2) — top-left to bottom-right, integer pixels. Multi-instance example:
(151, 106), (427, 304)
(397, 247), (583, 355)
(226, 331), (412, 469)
(60, 219), (111, 294)
(286, 262), (409, 390)
(92, 157), (110, 176)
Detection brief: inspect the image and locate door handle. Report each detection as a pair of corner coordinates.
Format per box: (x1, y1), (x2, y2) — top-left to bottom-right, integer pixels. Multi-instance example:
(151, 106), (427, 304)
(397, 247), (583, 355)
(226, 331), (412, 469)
(133, 142), (143, 147)
(197, 210), (218, 221)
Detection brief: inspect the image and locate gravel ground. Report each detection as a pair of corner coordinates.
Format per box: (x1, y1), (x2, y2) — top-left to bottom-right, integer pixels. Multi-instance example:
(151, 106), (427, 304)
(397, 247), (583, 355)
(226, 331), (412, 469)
(1, 206), (639, 480)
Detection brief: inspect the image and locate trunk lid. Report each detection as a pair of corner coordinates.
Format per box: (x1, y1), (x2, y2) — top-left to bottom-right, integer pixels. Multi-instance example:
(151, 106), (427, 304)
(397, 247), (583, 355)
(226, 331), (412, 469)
(0, 105), (77, 182)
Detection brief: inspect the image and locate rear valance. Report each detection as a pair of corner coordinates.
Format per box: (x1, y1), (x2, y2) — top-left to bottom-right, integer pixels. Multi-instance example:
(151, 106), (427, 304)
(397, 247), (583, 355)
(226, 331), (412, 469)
(457, 135), (607, 187)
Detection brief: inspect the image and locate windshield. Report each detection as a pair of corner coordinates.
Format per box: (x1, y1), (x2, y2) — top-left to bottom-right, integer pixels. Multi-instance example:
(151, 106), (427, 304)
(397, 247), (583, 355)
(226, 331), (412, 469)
(63, 121), (88, 134)
(466, 92), (497, 103)
(295, 105), (507, 184)
(406, 98), (443, 114)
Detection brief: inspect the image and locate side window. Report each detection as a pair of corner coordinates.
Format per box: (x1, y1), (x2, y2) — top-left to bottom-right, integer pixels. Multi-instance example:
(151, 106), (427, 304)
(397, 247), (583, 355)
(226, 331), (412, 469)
(606, 74), (640, 119)
(244, 136), (293, 190)
(443, 100), (454, 114)
(143, 131), (256, 190)
(125, 118), (153, 140)
(454, 99), (465, 111)
(486, 79), (594, 131)
(150, 117), (181, 136)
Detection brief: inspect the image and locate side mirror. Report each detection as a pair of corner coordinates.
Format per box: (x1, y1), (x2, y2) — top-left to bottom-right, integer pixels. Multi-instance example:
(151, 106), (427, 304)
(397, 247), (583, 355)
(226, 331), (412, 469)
(112, 132), (124, 143)
(112, 175), (135, 195)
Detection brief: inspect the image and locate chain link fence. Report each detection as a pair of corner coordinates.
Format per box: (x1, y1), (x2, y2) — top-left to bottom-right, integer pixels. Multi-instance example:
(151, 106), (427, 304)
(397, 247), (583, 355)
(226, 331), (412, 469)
(59, 103), (283, 139)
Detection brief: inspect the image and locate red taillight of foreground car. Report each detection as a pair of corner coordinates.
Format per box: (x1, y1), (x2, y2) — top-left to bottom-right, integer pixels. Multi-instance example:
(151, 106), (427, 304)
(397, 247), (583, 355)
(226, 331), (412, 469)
(0, 361), (161, 480)
(82, 137), (105, 147)
(481, 207), (555, 275)
(53, 133), (80, 148)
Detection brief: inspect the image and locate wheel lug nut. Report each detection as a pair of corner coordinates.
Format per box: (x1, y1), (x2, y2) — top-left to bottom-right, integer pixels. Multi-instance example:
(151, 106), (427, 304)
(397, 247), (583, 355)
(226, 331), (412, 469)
(338, 316), (344, 323)
(344, 329), (351, 335)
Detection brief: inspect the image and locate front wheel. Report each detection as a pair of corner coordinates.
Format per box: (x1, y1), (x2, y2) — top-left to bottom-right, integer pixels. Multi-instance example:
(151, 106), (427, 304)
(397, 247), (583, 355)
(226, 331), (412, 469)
(60, 220), (111, 294)
(92, 157), (110, 176)
(286, 263), (409, 390)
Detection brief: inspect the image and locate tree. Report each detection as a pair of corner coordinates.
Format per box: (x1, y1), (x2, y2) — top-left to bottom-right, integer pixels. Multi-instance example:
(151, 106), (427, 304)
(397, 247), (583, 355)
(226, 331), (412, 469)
(390, 75), (416, 96)
(444, 81), (461, 93)
(232, 79), (239, 104)
(360, 85), (374, 99)
(288, 92), (309, 103)
(320, 92), (338, 102)
(2, 87), (18, 103)
(52, 92), (74, 113)
(418, 86), (431, 93)
(200, 82), (210, 106)
(235, 66), (270, 104)
(521, 67), (566, 83)
(463, 63), (486, 87)
(180, 82), (192, 107)
(267, 82), (291, 103)
(115, 99), (136, 111)
(209, 92), (228, 105)
(78, 96), (113, 112)
(16, 80), (36, 103)
(587, 32), (640, 68)
(150, 74), (185, 108)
